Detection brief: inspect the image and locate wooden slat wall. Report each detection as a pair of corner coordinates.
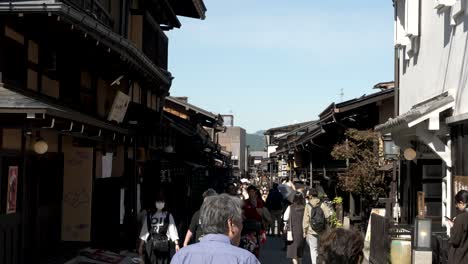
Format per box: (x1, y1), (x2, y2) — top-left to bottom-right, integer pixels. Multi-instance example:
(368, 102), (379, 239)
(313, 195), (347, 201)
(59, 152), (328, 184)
(0, 215), (19, 264)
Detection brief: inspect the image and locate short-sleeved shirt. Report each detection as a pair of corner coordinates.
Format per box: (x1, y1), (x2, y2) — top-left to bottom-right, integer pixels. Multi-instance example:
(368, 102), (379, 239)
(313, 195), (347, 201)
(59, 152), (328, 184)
(140, 211), (179, 242)
(171, 234), (260, 264)
(188, 210), (202, 242)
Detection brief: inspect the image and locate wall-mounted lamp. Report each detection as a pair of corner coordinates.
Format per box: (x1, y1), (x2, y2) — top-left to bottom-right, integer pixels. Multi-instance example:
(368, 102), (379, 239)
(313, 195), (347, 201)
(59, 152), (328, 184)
(33, 132), (48, 155)
(164, 145), (175, 154)
(403, 147), (417, 161)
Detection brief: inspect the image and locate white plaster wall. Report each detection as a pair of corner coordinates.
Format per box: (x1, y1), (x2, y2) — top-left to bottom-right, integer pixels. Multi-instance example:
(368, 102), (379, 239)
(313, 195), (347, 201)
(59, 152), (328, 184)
(267, 145), (278, 158)
(397, 0), (468, 116)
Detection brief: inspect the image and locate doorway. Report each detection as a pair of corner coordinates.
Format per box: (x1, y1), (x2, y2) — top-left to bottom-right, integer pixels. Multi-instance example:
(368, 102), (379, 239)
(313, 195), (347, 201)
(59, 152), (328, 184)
(27, 153), (64, 261)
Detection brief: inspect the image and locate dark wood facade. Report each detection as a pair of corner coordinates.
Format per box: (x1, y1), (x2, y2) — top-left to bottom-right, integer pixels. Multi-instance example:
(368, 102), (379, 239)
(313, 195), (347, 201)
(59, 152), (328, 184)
(0, 0), (207, 263)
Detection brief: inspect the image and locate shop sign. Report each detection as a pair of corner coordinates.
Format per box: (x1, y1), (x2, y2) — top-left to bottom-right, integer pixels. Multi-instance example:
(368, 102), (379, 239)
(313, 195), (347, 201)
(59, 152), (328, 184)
(108, 91), (130, 123)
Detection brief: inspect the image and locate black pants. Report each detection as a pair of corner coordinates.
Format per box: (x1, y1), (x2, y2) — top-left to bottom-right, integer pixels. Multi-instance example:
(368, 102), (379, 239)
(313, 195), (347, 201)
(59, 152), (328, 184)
(145, 242), (172, 264)
(145, 250), (170, 264)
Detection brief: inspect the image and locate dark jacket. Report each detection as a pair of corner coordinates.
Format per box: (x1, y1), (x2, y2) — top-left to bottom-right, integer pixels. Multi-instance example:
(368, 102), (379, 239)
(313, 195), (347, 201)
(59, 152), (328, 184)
(449, 211), (468, 264)
(265, 189), (283, 211)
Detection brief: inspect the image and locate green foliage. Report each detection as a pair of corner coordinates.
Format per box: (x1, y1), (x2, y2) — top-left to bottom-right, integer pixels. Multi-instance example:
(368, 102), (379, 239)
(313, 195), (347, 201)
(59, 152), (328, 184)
(328, 212), (343, 228)
(331, 129), (389, 200)
(332, 196), (343, 205)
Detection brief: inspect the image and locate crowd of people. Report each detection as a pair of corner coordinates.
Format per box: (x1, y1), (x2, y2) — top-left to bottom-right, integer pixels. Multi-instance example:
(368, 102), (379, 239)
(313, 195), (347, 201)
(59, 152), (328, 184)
(138, 181), (372, 264)
(136, 180), (468, 264)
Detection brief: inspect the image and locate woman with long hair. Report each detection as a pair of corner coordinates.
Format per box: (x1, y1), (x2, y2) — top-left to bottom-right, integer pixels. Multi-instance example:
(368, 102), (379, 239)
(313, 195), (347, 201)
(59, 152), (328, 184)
(283, 192), (306, 264)
(447, 190), (468, 264)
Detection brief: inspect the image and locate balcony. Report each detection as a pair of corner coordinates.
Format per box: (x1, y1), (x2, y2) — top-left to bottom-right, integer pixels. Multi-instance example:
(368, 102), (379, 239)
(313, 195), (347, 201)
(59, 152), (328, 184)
(143, 18), (168, 71)
(62, 0), (114, 29)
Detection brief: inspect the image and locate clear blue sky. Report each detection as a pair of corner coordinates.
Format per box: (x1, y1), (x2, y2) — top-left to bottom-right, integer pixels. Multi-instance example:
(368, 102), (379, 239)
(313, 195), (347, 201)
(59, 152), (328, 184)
(167, 1), (394, 133)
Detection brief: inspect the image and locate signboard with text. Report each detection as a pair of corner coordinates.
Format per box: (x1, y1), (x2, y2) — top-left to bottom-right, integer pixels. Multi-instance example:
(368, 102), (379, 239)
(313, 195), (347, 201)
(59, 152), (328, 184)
(107, 91), (130, 123)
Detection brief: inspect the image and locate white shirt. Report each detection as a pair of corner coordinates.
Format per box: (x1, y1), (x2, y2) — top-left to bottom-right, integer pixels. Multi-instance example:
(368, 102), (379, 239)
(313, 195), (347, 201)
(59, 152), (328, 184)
(140, 211), (179, 242)
(283, 206), (291, 222)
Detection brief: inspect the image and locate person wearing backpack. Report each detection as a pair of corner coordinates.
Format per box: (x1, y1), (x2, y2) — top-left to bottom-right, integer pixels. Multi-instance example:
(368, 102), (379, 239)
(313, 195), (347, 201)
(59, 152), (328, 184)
(139, 195), (179, 264)
(303, 189), (326, 264)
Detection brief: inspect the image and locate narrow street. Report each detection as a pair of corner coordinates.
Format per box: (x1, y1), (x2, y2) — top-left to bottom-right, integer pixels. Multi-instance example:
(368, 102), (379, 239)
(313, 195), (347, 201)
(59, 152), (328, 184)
(259, 236), (311, 264)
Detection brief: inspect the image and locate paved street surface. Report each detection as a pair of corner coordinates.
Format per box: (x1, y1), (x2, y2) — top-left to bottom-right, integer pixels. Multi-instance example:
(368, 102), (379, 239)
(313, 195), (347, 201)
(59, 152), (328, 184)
(259, 236), (311, 264)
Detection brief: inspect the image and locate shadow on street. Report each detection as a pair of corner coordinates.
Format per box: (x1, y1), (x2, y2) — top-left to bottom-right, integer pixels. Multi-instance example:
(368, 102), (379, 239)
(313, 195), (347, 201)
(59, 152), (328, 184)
(259, 236), (311, 264)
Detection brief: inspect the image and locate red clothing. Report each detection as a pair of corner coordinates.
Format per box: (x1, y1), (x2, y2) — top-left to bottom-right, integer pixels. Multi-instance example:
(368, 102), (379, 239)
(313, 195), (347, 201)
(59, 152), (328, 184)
(243, 199), (263, 222)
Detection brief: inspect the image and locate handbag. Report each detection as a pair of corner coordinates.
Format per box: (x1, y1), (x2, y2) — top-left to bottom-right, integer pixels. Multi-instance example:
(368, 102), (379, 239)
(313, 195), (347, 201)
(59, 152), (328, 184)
(286, 206), (293, 242)
(151, 234), (170, 253)
(146, 212), (171, 253)
(261, 207), (273, 225)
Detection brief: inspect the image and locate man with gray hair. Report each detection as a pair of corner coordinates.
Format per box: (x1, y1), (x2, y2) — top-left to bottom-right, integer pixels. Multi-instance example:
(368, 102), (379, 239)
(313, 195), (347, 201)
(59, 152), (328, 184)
(171, 194), (260, 264)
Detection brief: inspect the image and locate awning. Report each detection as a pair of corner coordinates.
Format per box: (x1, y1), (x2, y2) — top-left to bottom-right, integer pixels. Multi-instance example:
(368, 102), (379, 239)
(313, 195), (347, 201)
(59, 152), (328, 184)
(0, 85), (130, 135)
(375, 92), (454, 133)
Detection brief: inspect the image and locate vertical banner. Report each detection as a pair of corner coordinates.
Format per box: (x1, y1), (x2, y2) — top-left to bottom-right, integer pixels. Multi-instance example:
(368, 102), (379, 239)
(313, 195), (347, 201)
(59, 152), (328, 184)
(6, 166), (18, 214)
(62, 147), (93, 242)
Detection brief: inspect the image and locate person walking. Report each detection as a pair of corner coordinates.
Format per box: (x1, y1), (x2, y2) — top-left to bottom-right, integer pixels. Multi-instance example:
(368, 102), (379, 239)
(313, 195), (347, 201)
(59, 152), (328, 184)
(283, 192), (306, 264)
(170, 194), (260, 264)
(241, 185), (266, 257)
(303, 189), (328, 264)
(447, 190), (468, 264)
(265, 183), (284, 236)
(182, 188), (217, 247)
(139, 195), (179, 264)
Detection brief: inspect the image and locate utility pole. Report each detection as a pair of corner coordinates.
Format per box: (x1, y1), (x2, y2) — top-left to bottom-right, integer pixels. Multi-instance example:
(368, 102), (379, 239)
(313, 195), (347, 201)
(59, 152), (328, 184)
(340, 88), (344, 102)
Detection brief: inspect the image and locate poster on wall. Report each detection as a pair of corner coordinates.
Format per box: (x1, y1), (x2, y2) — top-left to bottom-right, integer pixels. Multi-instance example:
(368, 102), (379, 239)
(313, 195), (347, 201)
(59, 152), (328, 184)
(62, 147), (93, 242)
(6, 166), (18, 214)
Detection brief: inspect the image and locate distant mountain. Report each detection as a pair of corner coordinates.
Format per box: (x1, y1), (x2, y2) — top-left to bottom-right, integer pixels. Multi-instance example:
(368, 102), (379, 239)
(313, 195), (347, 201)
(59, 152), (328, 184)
(247, 130), (266, 152)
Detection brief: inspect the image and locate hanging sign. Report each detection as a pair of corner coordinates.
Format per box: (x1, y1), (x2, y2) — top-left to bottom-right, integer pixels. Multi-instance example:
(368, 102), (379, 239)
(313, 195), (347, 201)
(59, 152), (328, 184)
(108, 91), (130, 123)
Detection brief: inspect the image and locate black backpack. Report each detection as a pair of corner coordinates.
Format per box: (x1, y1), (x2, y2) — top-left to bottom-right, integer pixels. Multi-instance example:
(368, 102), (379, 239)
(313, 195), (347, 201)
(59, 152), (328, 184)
(310, 204), (326, 233)
(146, 212), (171, 253)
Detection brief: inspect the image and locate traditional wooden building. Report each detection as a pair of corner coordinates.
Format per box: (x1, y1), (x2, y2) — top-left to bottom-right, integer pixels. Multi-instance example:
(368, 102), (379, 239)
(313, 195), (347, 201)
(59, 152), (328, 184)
(0, 0), (206, 263)
(269, 88), (395, 220)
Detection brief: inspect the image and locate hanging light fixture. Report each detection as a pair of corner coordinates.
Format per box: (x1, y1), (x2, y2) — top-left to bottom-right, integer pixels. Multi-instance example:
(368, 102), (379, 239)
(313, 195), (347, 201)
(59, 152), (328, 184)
(404, 147), (417, 161)
(33, 131), (48, 155)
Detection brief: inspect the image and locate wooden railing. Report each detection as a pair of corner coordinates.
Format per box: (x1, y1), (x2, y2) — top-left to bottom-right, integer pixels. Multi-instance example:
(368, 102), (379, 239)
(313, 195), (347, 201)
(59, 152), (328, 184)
(143, 19), (168, 71)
